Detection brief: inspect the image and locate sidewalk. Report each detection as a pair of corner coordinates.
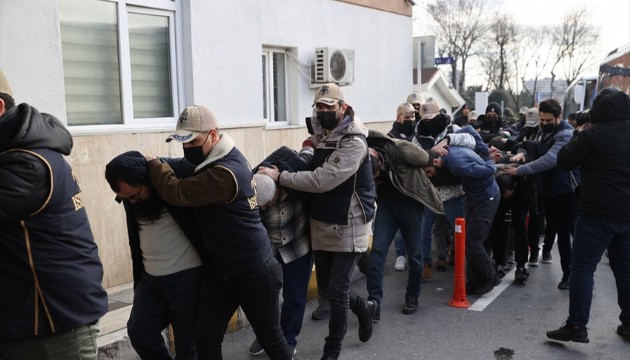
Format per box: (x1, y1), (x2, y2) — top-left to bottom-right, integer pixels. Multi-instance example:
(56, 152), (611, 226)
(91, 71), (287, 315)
(97, 264), (324, 359)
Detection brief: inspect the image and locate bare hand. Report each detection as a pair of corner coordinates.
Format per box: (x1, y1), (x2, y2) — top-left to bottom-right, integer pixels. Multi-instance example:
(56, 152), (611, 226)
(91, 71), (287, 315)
(504, 167), (519, 176)
(257, 166), (280, 182)
(509, 153), (526, 163)
(432, 140), (449, 156)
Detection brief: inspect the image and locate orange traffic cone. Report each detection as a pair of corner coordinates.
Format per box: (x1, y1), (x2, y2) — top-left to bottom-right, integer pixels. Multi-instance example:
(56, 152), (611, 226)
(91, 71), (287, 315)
(448, 217), (470, 308)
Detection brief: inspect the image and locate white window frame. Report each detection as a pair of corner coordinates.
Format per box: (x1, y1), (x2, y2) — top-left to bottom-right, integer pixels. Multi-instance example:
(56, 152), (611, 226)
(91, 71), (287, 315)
(66, 0), (182, 135)
(262, 48), (289, 127)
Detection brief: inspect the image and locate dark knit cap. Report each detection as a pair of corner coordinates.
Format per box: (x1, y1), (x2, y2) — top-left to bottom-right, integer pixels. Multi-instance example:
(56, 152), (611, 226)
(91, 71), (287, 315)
(485, 102), (501, 115)
(105, 151), (149, 190)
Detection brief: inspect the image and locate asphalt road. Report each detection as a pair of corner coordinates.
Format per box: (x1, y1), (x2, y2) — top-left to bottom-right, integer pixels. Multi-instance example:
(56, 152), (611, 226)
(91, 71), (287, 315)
(221, 244), (628, 360)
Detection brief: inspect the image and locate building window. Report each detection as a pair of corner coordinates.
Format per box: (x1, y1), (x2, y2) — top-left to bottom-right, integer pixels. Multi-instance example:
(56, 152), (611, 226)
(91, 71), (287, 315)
(60, 0), (178, 127)
(262, 49), (288, 124)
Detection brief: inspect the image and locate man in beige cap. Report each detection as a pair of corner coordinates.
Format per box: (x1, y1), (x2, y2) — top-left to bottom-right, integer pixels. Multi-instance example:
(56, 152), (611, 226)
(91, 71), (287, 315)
(0, 69), (108, 360)
(260, 83), (377, 360)
(407, 91), (424, 121)
(388, 102), (416, 142)
(145, 105), (292, 359)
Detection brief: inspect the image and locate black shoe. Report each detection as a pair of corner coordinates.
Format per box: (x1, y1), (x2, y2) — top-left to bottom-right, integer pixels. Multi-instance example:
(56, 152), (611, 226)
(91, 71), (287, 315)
(547, 324), (589, 343)
(357, 299), (376, 342)
(496, 265), (506, 279)
(476, 275), (501, 296)
(514, 267), (529, 282)
(402, 296), (418, 314)
(311, 306), (330, 320)
(558, 278), (570, 290)
(372, 304), (380, 323)
(617, 324), (630, 340)
(542, 252), (553, 264)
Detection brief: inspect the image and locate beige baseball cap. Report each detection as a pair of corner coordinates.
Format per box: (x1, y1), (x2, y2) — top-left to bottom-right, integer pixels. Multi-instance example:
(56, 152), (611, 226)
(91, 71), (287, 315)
(519, 106), (529, 116)
(468, 110), (479, 122)
(397, 102), (415, 116)
(166, 105), (218, 143)
(525, 108), (541, 127)
(420, 100), (441, 120)
(406, 91), (424, 106)
(0, 69), (13, 97)
(313, 83), (344, 106)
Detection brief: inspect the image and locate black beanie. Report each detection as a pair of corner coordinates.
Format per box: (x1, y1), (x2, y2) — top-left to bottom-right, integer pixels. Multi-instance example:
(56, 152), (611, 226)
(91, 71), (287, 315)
(590, 87), (630, 124)
(105, 151), (150, 189)
(486, 102), (501, 114)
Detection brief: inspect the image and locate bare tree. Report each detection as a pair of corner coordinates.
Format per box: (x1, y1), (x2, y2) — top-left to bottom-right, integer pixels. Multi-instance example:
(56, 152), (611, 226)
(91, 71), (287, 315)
(424, 0), (493, 91)
(507, 26), (554, 107)
(479, 13), (518, 90)
(549, 6), (600, 95)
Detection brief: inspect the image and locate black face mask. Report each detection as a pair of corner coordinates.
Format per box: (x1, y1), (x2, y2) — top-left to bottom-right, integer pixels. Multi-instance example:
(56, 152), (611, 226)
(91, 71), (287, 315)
(184, 146), (206, 165)
(417, 115), (449, 137)
(317, 111), (339, 130)
(486, 115), (499, 124)
(540, 123), (556, 133)
(399, 120), (415, 135)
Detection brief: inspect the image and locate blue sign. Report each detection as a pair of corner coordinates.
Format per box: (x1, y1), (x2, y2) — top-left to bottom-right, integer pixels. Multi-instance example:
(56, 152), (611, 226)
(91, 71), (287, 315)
(435, 57), (455, 65)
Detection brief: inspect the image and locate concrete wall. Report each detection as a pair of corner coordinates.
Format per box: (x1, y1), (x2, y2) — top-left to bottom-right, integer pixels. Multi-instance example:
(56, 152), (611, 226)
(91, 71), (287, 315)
(0, 0), (411, 288)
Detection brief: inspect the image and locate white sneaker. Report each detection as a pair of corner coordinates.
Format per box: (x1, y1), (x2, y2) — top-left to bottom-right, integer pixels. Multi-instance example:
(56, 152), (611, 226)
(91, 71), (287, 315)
(394, 256), (406, 271)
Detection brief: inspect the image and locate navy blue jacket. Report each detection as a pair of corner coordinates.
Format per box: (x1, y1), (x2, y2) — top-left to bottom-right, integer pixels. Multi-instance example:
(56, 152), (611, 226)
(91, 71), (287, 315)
(0, 104), (107, 340)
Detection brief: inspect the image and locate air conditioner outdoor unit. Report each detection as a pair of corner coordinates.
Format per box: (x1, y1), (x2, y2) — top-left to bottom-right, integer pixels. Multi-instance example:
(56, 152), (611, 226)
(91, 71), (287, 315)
(312, 47), (354, 85)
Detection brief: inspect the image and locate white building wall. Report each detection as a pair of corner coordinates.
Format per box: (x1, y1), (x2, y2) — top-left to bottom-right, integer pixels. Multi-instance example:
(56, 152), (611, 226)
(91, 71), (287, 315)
(0, 0), (412, 287)
(0, 0), (67, 119)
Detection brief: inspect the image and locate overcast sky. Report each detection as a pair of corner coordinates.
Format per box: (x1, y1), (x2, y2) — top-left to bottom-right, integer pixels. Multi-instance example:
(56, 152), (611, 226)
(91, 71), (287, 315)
(413, 0), (630, 87)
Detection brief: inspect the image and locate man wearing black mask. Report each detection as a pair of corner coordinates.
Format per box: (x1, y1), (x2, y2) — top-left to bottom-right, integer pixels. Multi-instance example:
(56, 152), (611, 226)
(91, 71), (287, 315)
(504, 99), (576, 290)
(388, 102), (416, 141)
(145, 105), (293, 359)
(260, 83), (377, 360)
(475, 102), (504, 143)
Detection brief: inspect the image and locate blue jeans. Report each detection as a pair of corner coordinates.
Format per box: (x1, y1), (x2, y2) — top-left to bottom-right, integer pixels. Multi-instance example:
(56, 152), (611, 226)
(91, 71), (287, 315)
(394, 231), (406, 257)
(465, 195), (500, 287)
(127, 266), (203, 360)
(278, 251), (313, 347)
(567, 216), (630, 327)
(367, 195), (424, 305)
(423, 196), (465, 264)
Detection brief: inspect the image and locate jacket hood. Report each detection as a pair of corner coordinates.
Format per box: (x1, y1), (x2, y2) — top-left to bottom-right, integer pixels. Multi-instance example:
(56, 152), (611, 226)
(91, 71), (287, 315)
(0, 103), (73, 154)
(590, 88), (630, 124)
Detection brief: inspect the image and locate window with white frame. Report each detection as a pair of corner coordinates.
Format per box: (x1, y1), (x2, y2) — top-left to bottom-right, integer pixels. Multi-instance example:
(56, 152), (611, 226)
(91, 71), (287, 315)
(262, 49), (288, 124)
(59, 0), (179, 126)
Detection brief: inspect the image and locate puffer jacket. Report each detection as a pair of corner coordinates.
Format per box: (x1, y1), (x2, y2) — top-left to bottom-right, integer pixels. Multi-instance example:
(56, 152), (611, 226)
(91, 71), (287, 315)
(367, 130), (444, 214)
(0, 103), (107, 340)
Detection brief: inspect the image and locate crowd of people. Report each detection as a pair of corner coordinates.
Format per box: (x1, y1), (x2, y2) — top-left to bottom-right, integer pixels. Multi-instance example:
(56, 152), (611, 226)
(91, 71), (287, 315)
(1, 64), (629, 360)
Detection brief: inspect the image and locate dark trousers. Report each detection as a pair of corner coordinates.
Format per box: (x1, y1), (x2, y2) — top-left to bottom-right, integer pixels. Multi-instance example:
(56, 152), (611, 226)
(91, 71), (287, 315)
(542, 193), (576, 278)
(466, 195), (500, 287)
(278, 251), (313, 347)
(314, 251), (361, 359)
(127, 266), (203, 360)
(485, 198), (511, 267)
(568, 216), (630, 327)
(196, 258), (291, 360)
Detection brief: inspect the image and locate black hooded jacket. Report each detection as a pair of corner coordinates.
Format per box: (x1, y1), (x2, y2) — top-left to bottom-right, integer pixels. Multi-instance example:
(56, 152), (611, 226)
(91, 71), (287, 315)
(0, 104), (107, 340)
(557, 89), (630, 221)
